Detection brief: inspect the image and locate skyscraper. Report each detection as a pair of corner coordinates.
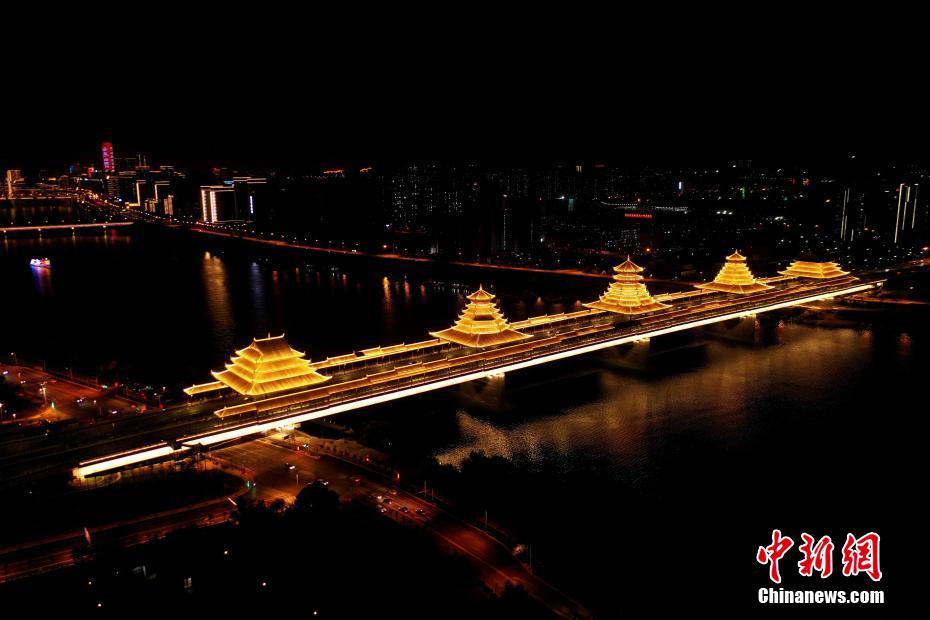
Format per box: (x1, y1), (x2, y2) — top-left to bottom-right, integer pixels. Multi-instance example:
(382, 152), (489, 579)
(101, 142), (115, 172)
(5, 169), (23, 197)
(199, 177), (266, 223)
(894, 183), (920, 246)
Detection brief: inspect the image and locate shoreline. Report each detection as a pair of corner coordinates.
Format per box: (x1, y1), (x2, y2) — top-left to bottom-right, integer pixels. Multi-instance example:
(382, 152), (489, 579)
(190, 225), (696, 287)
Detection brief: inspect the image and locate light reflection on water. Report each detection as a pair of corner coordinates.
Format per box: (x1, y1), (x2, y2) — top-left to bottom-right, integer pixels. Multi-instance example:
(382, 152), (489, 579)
(30, 264), (53, 298)
(201, 251), (236, 356)
(433, 325), (894, 478)
(248, 262), (269, 335)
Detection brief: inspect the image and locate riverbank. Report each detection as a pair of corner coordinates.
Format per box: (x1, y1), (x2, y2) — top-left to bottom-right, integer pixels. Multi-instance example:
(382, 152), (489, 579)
(190, 224), (696, 287)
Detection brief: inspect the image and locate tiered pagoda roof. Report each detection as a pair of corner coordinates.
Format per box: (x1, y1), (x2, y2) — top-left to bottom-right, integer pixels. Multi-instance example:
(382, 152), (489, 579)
(779, 260), (850, 280)
(697, 251), (773, 294)
(430, 286), (530, 348)
(584, 257), (670, 315)
(210, 334), (331, 396)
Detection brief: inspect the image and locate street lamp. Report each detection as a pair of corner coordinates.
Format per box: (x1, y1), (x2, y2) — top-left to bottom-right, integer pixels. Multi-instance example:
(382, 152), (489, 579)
(288, 464), (298, 492)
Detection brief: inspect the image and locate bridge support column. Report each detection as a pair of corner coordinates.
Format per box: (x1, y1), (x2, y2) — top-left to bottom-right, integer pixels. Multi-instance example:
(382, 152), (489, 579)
(458, 372), (507, 407)
(601, 329), (707, 372)
(600, 338), (653, 371)
(703, 314), (783, 345)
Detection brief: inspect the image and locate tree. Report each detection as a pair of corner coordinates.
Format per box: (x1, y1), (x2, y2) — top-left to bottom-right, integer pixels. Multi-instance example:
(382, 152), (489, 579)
(292, 481), (339, 518)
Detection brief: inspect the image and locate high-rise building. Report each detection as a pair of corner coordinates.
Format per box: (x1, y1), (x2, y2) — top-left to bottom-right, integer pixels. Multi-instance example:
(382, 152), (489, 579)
(153, 180), (170, 202)
(101, 142), (115, 172)
(105, 175), (120, 198)
(133, 179), (148, 207)
(5, 169), (23, 197)
(894, 183), (920, 245)
(144, 197), (159, 213)
(200, 185), (233, 222)
(199, 177), (267, 223)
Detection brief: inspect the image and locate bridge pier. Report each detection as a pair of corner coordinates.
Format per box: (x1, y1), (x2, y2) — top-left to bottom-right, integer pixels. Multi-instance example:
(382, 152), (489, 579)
(600, 330), (706, 372)
(702, 314), (784, 345)
(600, 338), (652, 371)
(457, 372), (507, 408)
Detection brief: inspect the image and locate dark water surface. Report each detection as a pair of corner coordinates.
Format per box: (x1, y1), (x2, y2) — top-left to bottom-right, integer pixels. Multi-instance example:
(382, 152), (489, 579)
(0, 225), (608, 386)
(0, 224), (920, 616)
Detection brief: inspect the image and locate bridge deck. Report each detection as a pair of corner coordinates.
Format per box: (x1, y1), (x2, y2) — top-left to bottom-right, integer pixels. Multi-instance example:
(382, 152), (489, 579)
(0, 222), (133, 233)
(74, 275), (879, 478)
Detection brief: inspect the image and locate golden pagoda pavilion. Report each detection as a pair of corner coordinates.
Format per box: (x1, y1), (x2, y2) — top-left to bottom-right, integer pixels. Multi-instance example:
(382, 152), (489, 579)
(697, 251), (773, 294)
(779, 259), (850, 280)
(430, 285), (529, 348)
(185, 334), (330, 397)
(584, 257), (670, 315)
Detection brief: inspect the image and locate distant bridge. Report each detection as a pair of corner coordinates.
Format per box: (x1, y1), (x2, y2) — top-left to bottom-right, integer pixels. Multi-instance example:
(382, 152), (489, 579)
(3, 191), (81, 201)
(0, 222), (133, 233)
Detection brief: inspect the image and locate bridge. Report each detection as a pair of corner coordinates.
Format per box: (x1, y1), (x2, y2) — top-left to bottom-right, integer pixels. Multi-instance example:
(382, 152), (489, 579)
(3, 189), (82, 201)
(0, 221), (134, 233)
(72, 254), (880, 479)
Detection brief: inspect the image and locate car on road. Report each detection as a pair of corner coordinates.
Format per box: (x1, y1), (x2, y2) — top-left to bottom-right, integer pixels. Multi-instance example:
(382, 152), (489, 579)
(415, 508), (426, 516)
(382, 498), (392, 504)
(399, 506), (408, 513)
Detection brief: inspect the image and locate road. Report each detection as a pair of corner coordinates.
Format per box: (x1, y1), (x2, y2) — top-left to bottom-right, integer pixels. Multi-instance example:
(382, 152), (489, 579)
(0, 495), (234, 584)
(0, 372), (233, 488)
(1, 364), (136, 424)
(216, 433), (592, 619)
(2, 428), (590, 617)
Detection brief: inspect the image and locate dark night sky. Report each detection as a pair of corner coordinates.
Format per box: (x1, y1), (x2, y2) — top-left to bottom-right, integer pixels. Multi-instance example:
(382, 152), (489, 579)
(1, 17), (925, 173)
(4, 95), (922, 174)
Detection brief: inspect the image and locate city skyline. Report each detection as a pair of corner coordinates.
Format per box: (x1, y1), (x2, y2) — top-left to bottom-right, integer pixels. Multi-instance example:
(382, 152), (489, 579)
(6, 147), (929, 280)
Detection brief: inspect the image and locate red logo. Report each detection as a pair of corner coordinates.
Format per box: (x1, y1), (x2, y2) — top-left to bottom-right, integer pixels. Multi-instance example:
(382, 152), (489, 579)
(756, 529), (794, 584)
(757, 530), (881, 583)
(798, 533), (834, 578)
(841, 532), (882, 582)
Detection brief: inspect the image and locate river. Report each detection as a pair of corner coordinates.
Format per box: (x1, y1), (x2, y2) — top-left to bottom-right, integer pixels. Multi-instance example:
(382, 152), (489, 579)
(0, 222), (920, 616)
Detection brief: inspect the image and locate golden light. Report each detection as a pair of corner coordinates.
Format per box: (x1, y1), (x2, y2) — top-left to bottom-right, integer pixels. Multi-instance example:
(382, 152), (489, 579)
(584, 257), (669, 315)
(697, 251), (773, 294)
(430, 286), (529, 348)
(76, 279), (878, 480)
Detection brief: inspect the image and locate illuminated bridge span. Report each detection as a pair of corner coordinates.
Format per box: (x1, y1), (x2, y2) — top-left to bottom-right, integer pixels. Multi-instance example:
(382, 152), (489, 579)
(0, 221), (133, 233)
(75, 255), (878, 478)
(4, 190), (82, 201)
